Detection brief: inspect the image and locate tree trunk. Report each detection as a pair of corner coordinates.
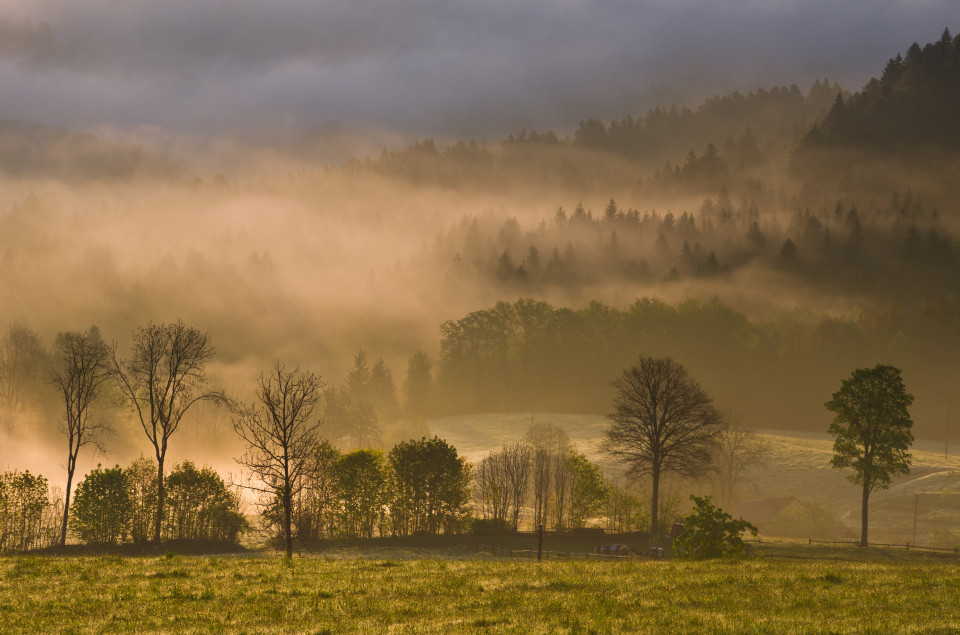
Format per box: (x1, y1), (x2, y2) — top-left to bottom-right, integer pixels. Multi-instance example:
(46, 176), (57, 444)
(284, 481), (293, 559)
(860, 483), (870, 547)
(651, 468), (660, 538)
(154, 456), (165, 543)
(60, 456), (75, 546)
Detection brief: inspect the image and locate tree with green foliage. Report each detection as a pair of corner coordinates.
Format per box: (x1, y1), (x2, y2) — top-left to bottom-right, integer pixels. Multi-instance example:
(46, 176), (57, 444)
(70, 465), (131, 545)
(604, 356), (723, 537)
(674, 495), (757, 559)
(0, 470), (53, 552)
(49, 325), (113, 546)
(164, 461), (247, 543)
(125, 456), (157, 543)
(826, 364), (914, 546)
(234, 361), (324, 558)
(293, 440), (341, 540)
(388, 437), (471, 536)
(566, 452), (611, 529)
(336, 448), (392, 538)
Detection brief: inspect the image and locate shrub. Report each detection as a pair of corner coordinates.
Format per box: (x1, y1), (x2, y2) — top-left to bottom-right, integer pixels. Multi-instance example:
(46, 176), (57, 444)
(674, 494), (757, 559)
(336, 449), (392, 538)
(388, 437), (471, 536)
(125, 456), (158, 543)
(164, 461), (247, 543)
(291, 440), (341, 540)
(70, 465), (131, 545)
(0, 470), (56, 552)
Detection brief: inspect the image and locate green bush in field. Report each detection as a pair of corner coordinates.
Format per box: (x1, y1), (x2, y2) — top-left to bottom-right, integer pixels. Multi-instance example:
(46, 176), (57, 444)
(164, 461), (248, 543)
(125, 456), (158, 544)
(0, 470), (54, 552)
(566, 451), (611, 529)
(674, 494), (757, 559)
(336, 448), (392, 538)
(70, 465), (131, 545)
(388, 436), (471, 536)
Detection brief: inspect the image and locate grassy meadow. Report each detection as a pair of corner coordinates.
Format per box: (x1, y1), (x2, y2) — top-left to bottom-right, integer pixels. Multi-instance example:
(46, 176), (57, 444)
(5, 414), (960, 632)
(3, 549), (960, 633)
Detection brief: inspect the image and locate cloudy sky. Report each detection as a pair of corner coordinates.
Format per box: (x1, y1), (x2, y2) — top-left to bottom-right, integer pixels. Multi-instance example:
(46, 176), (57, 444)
(0, 0), (955, 144)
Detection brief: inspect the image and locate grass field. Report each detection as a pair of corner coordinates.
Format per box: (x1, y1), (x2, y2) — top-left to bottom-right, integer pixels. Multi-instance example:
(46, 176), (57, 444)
(4, 547), (960, 633)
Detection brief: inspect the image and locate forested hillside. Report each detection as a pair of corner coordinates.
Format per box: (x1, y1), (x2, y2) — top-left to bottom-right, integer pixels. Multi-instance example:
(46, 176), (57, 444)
(352, 79), (842, 198)
(794, 29), (960, 199)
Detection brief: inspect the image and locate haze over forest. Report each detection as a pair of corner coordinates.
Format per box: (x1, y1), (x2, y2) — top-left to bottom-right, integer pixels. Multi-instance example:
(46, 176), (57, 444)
(1, 0), (959, 486)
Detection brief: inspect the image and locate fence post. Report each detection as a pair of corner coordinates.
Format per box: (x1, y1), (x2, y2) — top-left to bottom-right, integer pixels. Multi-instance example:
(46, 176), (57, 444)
(537, 524), (544, 562)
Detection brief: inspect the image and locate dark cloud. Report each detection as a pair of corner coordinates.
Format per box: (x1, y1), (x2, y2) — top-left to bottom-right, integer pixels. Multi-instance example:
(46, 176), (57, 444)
(0, 0), (955, 145)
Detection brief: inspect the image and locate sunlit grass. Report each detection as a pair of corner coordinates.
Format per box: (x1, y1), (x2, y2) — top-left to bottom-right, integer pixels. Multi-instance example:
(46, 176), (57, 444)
(3, 553), (960, 633)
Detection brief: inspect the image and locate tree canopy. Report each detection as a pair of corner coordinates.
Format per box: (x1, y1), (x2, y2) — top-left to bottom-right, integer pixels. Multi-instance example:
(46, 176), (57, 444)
(604, 356), (723, 537)
(826, 364), (914, 546)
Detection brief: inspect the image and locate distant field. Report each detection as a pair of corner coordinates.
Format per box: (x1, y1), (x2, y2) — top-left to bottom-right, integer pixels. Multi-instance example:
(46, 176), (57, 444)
(428, 413), (960, 543)
(4, 549), (960, 633)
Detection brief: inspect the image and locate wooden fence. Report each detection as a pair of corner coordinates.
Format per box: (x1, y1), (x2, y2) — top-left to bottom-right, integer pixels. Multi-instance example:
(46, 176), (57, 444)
(475, 543), (655, 561)
(804, 537), (958, 553)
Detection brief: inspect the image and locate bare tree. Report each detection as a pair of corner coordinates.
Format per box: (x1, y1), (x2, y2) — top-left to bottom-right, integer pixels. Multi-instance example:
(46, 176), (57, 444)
(530, 448), (552, 529)
(604, 356), (723, 537)
(233, 361), (324, 558)
(473, 452), (509, 523)
(113, 321), (223, 543)
(49, 326), (114, 545)
(526, 420), (570, 530)
(712, 418), (768, 507)
(473, 441), (532, 528)
(551, 451), (571, 531)
(501, 441), (532, 530)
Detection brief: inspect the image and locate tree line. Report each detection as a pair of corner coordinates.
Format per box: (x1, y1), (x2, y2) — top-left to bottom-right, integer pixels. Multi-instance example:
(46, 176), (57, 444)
(433, 296), (959, 436)
(435, 190), (955, 304)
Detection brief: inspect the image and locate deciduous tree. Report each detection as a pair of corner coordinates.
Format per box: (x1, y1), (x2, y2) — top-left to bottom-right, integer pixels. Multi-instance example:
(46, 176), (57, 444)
(114, 321), (224, 543)
(826, 364), (913, 546)
(49, 326), (113, 545)
(604, 356), (723, 536)
(388, 436), (471, 536)
(233, 361), (324, 558)
(70, 465), (130, 545)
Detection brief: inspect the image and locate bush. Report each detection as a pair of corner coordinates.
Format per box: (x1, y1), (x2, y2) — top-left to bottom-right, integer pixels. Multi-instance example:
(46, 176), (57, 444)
(291, 440), (341, 540)
(70, 465), (131, 545)
(336, 449), (392, 538)
(164, 461), (247, 543)
(0, 470), (57, 552)
(125, 456), (158, 543)
(389, 437), (471, 536)
(674, 495), (757, 559)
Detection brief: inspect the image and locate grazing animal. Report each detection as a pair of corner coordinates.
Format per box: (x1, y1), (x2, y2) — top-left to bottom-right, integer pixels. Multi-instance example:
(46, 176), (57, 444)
(594, 544), (632, 556)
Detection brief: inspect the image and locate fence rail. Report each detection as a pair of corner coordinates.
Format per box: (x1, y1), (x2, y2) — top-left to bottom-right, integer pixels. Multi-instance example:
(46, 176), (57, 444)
(475, 543), (655, 561)
(803, 538), (958, 553)
(739, 536), (959, 554)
